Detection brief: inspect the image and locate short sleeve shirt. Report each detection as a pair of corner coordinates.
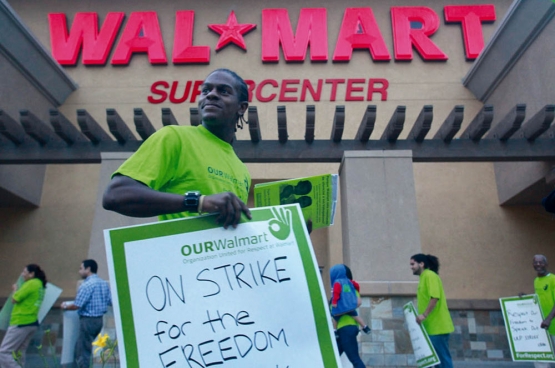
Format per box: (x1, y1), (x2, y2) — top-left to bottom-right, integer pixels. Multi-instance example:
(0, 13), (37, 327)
(417, 269), (454, 335)
(113, 125), (251, 221)
(11, 278), (44, 326)
(535, 273), (555, 335)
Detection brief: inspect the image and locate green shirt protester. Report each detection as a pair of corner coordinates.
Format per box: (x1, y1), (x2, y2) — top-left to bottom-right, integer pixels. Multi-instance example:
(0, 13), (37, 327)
(411, 253), (454, 368)
(531, 254), (555, 368)
(0, 264), (47, 368)
(103, 68), (252, 228)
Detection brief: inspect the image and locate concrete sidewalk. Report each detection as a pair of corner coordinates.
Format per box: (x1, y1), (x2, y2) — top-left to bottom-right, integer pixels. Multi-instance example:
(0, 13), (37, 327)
(454, 361), (534, 367)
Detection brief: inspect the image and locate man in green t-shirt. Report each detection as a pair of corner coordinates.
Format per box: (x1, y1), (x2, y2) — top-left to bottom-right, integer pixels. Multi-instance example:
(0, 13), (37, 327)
(103, 69), (251, 228)
(531, 254), (555, 368)
(411, 253), (454, 368)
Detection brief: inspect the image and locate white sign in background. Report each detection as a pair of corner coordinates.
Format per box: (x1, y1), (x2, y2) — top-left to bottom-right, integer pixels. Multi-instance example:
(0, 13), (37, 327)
(500, 295), (555, 362)
(105, 205), (340, 368)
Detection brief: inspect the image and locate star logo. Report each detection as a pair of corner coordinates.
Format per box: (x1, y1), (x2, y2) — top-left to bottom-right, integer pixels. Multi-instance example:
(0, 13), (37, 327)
(208, 11), (256, 51)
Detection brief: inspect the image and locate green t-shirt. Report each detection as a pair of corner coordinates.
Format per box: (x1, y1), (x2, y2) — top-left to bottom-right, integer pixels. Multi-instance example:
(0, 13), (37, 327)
(534, 273), (555, 335)
(335, 291), (360, 330)
(114, 125), (251, 221)
(417, 269), (454, 335)
(10, 278), (45, 326)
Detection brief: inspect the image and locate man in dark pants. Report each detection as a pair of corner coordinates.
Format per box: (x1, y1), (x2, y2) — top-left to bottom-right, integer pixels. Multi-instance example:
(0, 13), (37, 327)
(61, 259), (111, 368)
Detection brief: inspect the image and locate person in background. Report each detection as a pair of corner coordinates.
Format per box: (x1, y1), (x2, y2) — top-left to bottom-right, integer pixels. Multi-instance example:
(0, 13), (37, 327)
(329, 264), (371, 334)
(410, 253), (454, 368)
(0, 264), (47, 368)
(331, 264), (366, 368)
(530, 254), (555, 368)
(61, 259), (111, 368)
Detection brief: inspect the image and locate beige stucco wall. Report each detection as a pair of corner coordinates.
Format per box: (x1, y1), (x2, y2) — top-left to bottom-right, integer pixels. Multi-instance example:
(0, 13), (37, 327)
(3, 0), (552, 302)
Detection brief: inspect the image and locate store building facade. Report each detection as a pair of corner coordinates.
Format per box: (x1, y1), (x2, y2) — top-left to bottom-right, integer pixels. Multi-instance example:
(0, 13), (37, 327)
(1, 0), (554, 365)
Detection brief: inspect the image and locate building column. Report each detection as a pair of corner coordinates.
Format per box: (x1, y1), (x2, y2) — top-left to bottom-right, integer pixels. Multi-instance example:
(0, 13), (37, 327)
(338, 151), (421, 296)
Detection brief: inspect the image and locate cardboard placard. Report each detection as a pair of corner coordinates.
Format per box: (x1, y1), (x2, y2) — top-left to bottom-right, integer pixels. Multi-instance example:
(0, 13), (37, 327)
(403, 302), (440, 368)
(254, 174), (338, 230)
(104, 205), (340, 368)
(500, 295), (555, 362)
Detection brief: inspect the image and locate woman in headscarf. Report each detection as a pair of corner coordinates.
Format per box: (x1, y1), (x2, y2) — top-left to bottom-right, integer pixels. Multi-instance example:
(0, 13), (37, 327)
(0, 264), (47, 368)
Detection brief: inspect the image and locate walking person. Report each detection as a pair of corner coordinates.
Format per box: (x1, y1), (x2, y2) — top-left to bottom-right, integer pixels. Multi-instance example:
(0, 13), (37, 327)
(0, 264), (47, 368)
(410, 253), (454, 368)
(331, 264), (366, 368)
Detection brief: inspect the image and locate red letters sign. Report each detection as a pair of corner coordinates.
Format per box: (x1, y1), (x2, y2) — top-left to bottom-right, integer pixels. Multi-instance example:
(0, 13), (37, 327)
(48, 5), (496, 66)
(148, 78), (389, 104)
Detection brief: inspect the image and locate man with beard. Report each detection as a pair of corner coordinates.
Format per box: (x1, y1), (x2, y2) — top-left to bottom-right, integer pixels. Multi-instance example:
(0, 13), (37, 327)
(410, 253), (454, 368)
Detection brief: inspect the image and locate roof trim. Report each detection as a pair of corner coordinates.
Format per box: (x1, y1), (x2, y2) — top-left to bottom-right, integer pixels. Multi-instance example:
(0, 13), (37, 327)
(0, 0), (77, 105)
(462, 0), (555, 101)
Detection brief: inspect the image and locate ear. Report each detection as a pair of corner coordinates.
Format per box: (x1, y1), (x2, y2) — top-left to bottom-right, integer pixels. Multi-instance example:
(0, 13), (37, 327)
(238, 101), (248, 116)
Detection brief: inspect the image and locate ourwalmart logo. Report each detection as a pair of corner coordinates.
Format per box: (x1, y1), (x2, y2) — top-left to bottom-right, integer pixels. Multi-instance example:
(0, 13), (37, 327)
(268, 207), (292, 240)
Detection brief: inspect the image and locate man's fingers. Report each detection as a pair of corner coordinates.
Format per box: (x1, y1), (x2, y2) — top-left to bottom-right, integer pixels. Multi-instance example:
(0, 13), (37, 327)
(208, 192), (250, 228)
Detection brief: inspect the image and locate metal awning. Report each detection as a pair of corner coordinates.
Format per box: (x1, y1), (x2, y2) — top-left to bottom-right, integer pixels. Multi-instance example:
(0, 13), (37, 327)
(1, 103), (554, 164)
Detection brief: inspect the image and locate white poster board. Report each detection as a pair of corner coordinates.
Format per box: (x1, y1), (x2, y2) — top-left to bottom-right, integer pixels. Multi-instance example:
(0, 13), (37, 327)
(403, 302), (440, 368)
(500, 295), (555, 362)
(38, 283), (63, 323)
(61, 308), (80, 365)
(104, 205), (340, 368)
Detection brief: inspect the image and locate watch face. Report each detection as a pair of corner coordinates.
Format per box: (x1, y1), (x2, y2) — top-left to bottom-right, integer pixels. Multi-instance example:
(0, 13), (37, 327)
(184, 191), (201, 210)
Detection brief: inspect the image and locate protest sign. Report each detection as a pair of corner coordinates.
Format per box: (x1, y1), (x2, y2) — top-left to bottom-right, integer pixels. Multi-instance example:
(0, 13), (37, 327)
(500, 295), (555, 362)
(61, 308), (79, 365)
(254, 174), (338, 230)
(104, 204), (340, 368)
(403, 302), (440, 368)
(38, 282), (62, 323)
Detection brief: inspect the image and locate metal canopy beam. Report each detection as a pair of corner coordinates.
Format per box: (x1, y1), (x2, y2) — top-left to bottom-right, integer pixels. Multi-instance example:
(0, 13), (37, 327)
(1, 139), (554, 164)
(1, 104), (555, 164)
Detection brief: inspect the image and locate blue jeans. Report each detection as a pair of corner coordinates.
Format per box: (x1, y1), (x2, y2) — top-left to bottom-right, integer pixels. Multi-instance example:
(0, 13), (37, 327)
(336, 325), (365, 368)
(429, 334), (453, 368)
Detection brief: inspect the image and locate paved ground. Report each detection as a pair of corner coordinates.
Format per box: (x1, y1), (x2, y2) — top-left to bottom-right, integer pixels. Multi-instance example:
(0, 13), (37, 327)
(23, 356), (540, 367)
(454, 362), (535, 367)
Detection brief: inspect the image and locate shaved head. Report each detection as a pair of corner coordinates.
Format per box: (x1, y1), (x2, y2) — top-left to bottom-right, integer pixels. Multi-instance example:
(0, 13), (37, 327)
(534, 254), (548, 263)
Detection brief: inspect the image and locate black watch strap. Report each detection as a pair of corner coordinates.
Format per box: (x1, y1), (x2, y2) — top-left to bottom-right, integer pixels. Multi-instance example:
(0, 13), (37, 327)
(183, 191), (201, 212)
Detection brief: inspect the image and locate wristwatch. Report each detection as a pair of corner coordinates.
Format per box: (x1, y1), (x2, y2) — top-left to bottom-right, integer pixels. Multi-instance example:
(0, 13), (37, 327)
(183, 191), (201, 212)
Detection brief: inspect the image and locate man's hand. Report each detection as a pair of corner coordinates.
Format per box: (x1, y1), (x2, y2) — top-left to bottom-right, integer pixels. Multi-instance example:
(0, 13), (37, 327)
(541, 318), (553, 329)
(11, 284), (17, 292)
(202, 192), (252, 229)
(416, 314), (427, 325)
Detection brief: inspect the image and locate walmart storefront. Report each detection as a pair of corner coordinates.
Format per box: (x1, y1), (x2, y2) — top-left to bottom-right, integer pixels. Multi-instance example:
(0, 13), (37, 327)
(1, 0), (554, 365)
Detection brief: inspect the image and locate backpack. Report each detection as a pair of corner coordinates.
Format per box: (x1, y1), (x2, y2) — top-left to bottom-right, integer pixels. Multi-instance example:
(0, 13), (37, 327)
(331, 278), (358, 316)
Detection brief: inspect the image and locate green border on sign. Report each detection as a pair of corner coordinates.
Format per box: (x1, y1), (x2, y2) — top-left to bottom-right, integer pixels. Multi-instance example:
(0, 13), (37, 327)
(403, 302), (440, 368)
(106, 205), (338, 368)
(499, 295), (555, 362)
